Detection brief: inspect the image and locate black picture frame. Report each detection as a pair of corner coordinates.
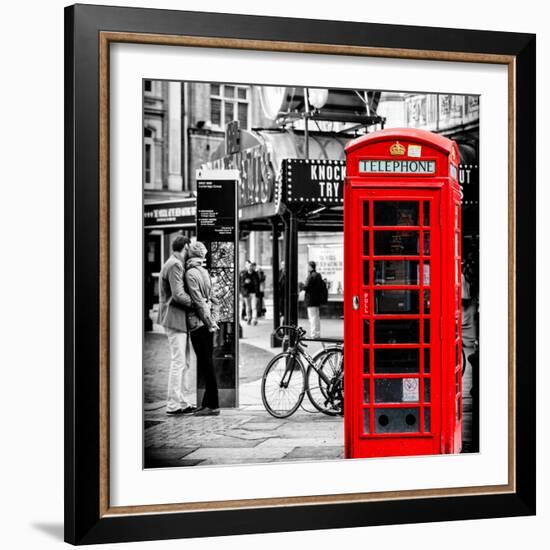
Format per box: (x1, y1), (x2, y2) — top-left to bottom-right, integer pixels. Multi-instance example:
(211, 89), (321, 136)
(65, 3), (536, 545)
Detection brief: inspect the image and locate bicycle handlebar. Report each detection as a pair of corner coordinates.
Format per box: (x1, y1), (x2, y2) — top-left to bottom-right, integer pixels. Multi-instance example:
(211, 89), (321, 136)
(273, 325), (307, 341)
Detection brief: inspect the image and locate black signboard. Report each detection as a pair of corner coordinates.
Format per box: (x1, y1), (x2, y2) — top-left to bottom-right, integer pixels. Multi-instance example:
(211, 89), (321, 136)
(196, 172), (238, 408)
(283, 158), (345, 204)
(143, 198), (196, 228)
(459, 163), (479, 206)
(197, 179), (237, 241)
(283, 158), (478, 207)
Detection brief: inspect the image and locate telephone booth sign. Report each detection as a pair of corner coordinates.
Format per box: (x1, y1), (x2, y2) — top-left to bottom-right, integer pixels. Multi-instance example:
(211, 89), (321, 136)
(344, 128), (462, 458)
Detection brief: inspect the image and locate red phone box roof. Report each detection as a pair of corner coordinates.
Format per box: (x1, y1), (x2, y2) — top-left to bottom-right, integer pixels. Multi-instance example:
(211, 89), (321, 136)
(345, 128), (459, 181)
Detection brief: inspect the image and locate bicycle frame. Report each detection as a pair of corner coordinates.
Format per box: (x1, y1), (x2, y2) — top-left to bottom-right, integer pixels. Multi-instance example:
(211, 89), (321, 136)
(263, 325), (345, 418)
(289, 342), (341, 389)
(274, 325), (343, 392)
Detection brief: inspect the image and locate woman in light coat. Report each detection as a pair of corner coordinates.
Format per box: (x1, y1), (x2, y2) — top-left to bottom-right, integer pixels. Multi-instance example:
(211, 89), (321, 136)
(185, 242), (220, 416)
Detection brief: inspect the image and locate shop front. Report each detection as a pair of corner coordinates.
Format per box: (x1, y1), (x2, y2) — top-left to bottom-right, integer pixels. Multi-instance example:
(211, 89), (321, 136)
(143, 196), (196, 330)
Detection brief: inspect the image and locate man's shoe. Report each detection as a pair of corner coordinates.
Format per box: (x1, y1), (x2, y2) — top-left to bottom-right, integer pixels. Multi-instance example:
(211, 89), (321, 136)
(180, 406), (198, 415)
(193, 407), (221, 417)
(166, 406), (197, 416)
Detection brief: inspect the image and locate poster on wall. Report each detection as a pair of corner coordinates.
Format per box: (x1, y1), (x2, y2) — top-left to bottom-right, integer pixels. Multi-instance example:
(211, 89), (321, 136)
(308, 243), (344, 296)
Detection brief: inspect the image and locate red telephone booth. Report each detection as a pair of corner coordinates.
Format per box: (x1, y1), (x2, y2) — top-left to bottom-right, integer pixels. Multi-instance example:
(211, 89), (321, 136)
(344, 128), (462, 458)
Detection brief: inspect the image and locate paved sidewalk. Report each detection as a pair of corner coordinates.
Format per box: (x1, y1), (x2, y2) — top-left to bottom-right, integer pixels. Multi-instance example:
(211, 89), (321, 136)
(238, 311), (343, 358)
(144, 405), (343, 468)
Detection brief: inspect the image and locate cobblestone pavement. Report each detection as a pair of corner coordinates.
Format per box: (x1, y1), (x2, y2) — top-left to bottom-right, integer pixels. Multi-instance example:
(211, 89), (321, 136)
(144, 405), (343, 468)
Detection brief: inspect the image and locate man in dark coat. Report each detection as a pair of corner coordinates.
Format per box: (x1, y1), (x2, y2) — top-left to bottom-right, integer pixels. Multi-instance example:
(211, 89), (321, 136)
(255, 264), (266, 318)
(239, 261), (260, 325)
(300, 261), (325, 338)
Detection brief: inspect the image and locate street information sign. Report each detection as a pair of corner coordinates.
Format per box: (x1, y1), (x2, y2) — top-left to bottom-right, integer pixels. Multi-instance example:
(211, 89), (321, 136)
(196, 169), (239, 407)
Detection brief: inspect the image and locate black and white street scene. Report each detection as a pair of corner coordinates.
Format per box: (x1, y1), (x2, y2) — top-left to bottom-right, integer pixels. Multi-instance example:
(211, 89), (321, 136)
(143, 80), (480, 468)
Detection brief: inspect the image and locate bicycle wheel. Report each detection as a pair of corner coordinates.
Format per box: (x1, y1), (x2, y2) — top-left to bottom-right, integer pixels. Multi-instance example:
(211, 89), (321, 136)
(306, 347), (344, 416)
(261, 352), (306, 418)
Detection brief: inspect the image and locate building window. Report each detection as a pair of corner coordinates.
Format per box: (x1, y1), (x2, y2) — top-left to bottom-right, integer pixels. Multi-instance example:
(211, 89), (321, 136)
(210, 84), (250, 129)
(145, 143), (152, 184)
(144, 127), (155, 189)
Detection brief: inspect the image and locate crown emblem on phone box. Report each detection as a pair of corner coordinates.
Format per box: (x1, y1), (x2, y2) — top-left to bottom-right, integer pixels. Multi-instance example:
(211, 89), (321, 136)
(389, 141), (406, 156)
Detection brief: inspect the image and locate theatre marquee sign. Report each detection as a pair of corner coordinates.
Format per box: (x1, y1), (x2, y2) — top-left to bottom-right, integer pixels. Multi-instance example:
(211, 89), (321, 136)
(283, 159), (345, 204)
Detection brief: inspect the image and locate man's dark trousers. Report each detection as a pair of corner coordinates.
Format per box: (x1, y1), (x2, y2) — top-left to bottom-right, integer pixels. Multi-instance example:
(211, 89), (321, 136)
(191, 325), (219, 409)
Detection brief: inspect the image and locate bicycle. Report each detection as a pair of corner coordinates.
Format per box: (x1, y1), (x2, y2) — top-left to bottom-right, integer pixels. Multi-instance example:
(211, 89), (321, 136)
(261, 325), (344, 419)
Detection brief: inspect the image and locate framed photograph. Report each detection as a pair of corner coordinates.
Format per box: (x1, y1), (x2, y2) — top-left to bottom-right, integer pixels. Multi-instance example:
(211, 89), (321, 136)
(64, 3), (536, 545)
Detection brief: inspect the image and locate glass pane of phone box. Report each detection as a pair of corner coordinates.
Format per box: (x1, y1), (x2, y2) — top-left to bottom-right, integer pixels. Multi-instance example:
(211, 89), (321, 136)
(375, 290), (419, 313)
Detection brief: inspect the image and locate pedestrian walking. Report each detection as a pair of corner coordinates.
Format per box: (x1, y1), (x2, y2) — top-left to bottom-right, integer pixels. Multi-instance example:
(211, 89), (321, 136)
(157, 235), (196, 415)
(240, 260), (251, 320)
(239, 260), (260, 325)
(185, 241), (221, 416)
(299, 261), (327, 339)
(255, 264), (266, 318)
